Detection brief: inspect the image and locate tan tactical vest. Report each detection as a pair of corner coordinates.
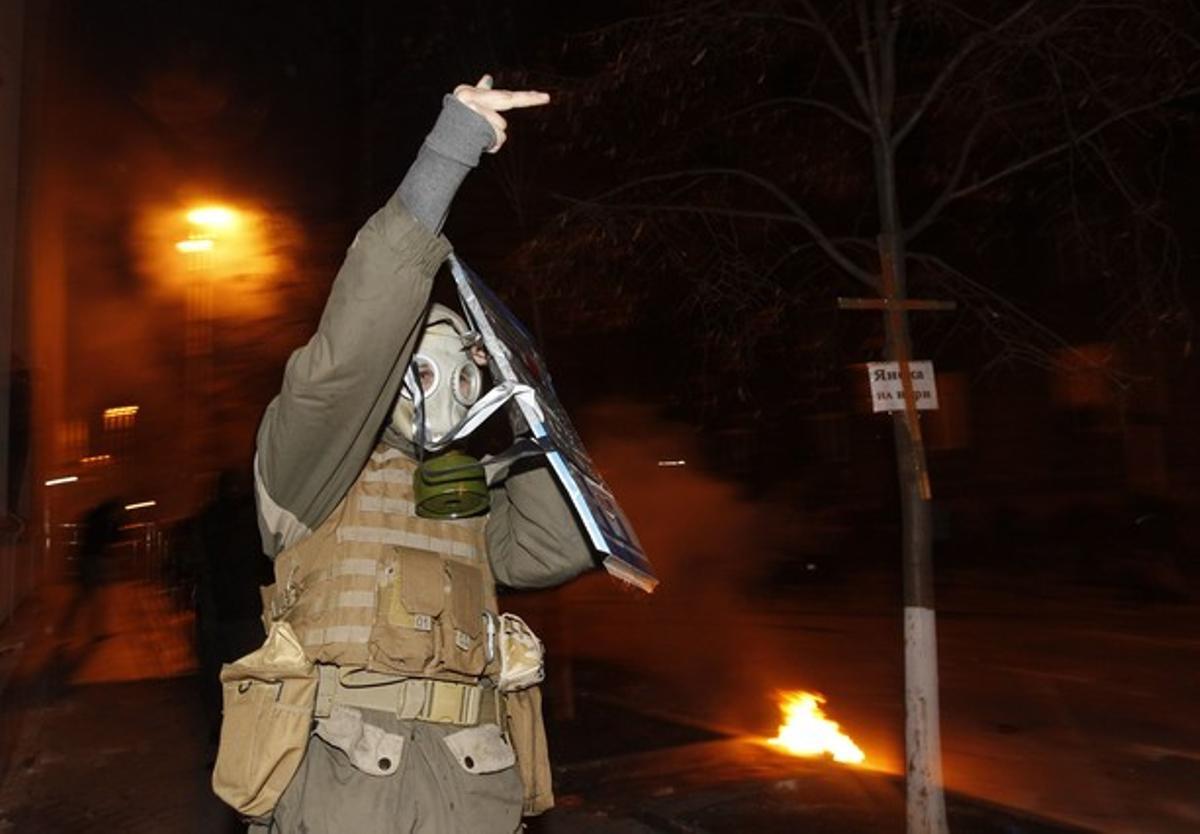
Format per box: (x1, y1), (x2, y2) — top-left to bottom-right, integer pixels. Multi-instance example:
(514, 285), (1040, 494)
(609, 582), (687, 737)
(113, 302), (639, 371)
(263, 445), (500, 684)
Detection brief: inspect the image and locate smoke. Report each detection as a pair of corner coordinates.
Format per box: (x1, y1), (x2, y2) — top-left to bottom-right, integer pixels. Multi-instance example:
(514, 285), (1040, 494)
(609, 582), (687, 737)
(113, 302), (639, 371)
(503, 400), (902, 770)
(508, 401), (802, 734)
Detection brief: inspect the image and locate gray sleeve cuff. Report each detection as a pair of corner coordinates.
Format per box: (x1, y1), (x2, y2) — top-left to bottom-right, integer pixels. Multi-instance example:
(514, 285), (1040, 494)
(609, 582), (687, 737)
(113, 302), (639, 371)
(397, 96), (496, 233)
(425, 95), (496, 167)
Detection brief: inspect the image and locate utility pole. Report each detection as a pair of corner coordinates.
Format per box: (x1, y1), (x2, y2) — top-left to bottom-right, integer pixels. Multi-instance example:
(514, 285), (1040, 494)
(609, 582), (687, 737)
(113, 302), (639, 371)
(839, 267), (955, 834)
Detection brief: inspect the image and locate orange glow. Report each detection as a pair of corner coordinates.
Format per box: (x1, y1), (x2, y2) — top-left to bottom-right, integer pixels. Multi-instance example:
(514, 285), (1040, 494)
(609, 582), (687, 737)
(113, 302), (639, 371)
(135, 198), (296, 323)
(767, 690), (866, 765)
(103, 405), (140, 419)
(186, 205), (238, 229)
(175, 238), (214, 253)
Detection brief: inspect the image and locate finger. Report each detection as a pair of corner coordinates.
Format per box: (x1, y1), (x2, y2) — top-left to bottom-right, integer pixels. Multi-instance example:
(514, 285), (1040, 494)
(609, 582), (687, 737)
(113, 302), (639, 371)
(486, 127), (507, 154)
(480, 109), (507, 137)
(477, 74), (494, 90)
(473, 89), (551, 111)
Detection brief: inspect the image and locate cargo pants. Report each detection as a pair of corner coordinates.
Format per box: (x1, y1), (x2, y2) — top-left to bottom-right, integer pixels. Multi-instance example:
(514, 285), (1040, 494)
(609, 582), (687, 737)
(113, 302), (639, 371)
(251, 707), (524, 834)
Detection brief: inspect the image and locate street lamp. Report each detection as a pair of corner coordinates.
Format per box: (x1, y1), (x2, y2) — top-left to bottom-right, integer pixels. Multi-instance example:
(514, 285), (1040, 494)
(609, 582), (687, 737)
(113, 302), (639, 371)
(176, 203), (240, 509)
(186, 206), (237, 230)
(175, 238), (214, 253)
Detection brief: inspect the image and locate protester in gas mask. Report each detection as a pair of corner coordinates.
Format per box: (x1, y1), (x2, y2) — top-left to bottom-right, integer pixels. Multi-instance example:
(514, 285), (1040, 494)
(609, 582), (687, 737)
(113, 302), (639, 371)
(213, 76), (595, 834)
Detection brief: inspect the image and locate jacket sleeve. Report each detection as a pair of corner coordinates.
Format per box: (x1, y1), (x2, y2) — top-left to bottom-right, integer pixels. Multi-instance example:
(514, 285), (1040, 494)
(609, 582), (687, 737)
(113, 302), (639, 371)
(485, 461), (597, 589)
(254, 195), (451, 558)
(254, 98), (494, 559)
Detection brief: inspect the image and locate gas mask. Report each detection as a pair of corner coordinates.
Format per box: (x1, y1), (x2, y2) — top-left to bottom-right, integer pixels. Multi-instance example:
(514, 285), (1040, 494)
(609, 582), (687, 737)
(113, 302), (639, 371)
(391, 304), (484, 447)
(388, 303), (547, 519)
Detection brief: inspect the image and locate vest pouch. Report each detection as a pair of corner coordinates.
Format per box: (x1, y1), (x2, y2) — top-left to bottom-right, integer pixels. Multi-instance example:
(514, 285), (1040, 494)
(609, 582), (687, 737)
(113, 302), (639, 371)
(497, 613), (545, 693)
(504, 686), (554, 816)
(439, 560), (486, 676)
(369, 549), (444, 674)
(212, 621), (317, 818)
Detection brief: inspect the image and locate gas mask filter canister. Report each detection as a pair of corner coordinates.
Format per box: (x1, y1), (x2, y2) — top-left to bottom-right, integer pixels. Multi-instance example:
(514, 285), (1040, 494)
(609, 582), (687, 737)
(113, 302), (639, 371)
(393, 305), (490, 519)
(412, 448), (489, 519)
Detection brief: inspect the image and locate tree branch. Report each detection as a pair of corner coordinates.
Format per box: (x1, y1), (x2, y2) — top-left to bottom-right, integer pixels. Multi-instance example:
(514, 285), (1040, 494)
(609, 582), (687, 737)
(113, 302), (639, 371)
(855, 0), (882, 115)
(947, 84), (1200, 206)
(877, 0), (900, 125)
(579, 0), (727, 38)
(905, 99), (1035, 242)
(735, 6), (873, 118)
(910, 251), (1125, 383)
(722, 96), (870, 134)
(564, 166), (880, 288)
(893, 0), (1037, 147)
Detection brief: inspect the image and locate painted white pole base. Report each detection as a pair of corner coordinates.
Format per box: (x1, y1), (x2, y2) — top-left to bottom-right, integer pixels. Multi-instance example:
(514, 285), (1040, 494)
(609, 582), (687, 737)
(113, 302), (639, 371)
(905, 605), (949, 834)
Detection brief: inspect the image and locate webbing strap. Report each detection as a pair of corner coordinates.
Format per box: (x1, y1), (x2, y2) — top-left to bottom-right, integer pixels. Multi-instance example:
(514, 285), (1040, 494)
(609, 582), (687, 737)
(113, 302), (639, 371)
(314, 665), (495, 726)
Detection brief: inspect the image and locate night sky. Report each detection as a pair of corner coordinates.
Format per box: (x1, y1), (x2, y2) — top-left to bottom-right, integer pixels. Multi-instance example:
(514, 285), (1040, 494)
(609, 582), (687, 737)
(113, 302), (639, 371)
(28, 0), (1200, 495)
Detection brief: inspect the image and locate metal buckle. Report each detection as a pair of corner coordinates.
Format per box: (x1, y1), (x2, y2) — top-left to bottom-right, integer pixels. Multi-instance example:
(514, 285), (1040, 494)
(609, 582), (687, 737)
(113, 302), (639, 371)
(484, 611), (497, 665)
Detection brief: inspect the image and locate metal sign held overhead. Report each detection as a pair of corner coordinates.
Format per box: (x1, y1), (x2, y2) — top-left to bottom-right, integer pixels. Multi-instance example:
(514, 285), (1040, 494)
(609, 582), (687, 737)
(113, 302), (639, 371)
(448, 255), (657, 593)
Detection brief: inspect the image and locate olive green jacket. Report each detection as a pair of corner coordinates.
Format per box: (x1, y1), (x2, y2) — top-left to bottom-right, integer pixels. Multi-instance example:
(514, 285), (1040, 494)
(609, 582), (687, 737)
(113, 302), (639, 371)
(253, 190), (593, 589)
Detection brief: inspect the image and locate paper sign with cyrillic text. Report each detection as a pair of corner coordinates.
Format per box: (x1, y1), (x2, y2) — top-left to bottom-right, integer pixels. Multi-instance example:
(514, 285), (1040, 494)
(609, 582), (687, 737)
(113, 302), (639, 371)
(867, 361), (939, 413)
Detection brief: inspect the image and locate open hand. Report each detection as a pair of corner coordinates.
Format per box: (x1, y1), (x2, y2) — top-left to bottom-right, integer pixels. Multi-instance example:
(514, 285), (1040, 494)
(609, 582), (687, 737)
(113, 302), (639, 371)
(453, 74), (550, 153)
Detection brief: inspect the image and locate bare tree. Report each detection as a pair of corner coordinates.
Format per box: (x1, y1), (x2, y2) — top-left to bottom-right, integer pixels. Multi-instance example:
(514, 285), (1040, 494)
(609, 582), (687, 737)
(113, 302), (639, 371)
(521, 2), (1200, 831)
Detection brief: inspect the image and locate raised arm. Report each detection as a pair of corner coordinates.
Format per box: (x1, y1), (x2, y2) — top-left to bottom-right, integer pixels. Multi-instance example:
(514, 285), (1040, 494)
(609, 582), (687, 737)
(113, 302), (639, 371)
(255, 78), (549, 558)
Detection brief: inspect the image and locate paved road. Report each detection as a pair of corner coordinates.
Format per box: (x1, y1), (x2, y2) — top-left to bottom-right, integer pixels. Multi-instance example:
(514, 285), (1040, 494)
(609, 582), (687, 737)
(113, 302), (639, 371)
(516, 579), (1200, 834)
(0, 580), (1097, 834)
(0, 581), (237, 833)
(508, 402), (1200, 834)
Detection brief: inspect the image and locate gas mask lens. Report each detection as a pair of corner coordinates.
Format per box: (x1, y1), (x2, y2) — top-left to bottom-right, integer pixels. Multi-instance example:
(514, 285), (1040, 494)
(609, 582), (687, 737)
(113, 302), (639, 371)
(412, 355), (439, 397)
(453, 361), (482, 407)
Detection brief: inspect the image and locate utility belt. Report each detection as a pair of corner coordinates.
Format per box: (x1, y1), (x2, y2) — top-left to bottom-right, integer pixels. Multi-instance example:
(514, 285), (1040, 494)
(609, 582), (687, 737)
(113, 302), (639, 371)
(212, 620), (556, 820)
(315, 665), (499, 726)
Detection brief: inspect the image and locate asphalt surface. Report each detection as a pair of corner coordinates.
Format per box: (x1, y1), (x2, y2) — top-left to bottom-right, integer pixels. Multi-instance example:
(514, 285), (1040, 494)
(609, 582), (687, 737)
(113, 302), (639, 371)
(0, 578), (1118, 833)
(499, 562), (1200, 834)
(521, 402), (1200, 834)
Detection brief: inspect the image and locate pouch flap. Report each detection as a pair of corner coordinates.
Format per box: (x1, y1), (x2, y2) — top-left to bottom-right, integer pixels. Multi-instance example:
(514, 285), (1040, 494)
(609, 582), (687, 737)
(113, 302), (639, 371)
(446, 561), (483, 638)
(443, 723), (516, 774)
(221, 621), (313, 683)
(399, 550), (446, 616)
(498, 613), (545, 692)
(315, 705), (405, 777)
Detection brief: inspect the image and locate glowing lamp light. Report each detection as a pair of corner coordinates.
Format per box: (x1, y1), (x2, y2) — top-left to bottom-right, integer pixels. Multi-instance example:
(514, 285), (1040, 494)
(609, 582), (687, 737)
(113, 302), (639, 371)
(45, 476), (79, 487)
(103, 405), (139, 419)
(124, 500), (157, 511)
(767, 690), (867, 765)
(186, 206), (237, 229)
(176, 238), (214, 253)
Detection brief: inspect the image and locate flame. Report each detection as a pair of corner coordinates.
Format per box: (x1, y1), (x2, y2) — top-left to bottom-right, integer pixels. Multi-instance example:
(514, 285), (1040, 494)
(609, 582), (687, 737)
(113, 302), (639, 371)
(767, 690), (866, 765)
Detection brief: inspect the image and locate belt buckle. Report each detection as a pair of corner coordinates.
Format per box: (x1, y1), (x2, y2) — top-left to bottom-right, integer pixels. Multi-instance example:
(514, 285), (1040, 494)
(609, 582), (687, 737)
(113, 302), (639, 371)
(425, 682), (466, 724)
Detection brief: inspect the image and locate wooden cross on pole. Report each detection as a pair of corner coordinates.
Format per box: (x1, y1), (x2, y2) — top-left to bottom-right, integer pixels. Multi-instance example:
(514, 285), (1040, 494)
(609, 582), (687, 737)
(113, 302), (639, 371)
(838, 260), (955, 501)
